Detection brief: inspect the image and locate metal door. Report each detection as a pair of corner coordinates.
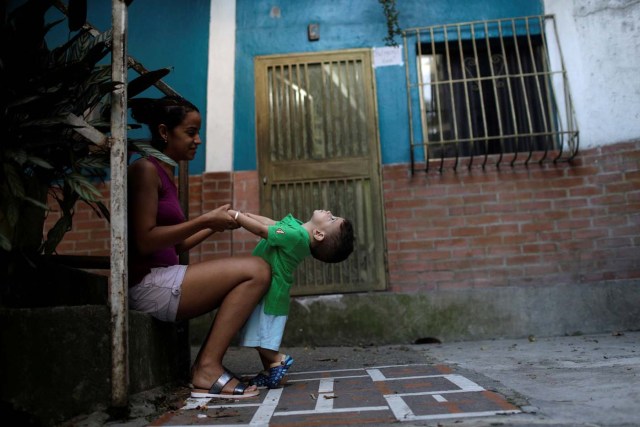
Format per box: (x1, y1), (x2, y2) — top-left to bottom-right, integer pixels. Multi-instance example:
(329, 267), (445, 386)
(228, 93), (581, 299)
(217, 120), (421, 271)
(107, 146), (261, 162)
(255, 49), (386, 295)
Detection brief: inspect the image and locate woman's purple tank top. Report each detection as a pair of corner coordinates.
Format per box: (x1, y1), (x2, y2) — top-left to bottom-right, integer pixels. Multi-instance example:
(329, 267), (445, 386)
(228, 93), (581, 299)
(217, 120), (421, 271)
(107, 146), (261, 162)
(129, 156), (185, 286)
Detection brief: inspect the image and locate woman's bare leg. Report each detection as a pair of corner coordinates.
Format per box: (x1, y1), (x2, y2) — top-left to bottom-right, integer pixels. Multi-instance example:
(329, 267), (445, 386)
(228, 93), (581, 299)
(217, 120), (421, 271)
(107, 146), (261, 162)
(177, 256), (270, 394)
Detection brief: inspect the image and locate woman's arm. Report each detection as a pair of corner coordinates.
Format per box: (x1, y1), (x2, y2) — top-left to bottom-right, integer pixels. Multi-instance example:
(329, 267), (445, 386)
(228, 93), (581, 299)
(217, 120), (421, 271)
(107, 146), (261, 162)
(175, 204), (236, 253)
(228, 209), (272, 239)
(128, 159), (235, 255)
(176, 229), (214, 254)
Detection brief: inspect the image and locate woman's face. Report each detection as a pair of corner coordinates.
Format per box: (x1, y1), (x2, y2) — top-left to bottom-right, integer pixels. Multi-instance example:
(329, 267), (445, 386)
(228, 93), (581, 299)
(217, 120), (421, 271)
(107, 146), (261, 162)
(162, 110), (202, 161)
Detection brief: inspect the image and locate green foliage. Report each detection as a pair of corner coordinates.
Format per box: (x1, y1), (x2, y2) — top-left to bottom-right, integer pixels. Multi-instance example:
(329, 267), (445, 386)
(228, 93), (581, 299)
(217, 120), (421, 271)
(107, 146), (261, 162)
(0, 0), (168, 265)
(379, 0), (401, 47)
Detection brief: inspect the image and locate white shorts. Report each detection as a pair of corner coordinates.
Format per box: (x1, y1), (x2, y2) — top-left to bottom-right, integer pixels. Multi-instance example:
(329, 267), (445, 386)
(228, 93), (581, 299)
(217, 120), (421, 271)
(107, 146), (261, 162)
(238, 299), (288, 352)
(129, 265), (187, 322)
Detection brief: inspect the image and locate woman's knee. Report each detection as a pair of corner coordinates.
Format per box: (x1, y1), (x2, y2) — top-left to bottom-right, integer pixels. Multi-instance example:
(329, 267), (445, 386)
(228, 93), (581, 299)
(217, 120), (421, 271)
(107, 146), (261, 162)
(253, 257), (271, 289)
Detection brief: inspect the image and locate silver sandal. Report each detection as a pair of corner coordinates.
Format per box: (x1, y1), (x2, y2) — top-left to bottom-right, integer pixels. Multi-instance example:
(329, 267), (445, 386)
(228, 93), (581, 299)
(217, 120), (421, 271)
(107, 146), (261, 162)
(191, 369), (260, 399)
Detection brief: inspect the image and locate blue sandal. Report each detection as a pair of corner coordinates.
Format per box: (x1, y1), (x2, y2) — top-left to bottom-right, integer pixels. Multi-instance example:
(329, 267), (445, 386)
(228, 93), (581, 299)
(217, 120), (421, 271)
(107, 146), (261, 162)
(249, 371), (270, 388)
(250, 355), (294, 389)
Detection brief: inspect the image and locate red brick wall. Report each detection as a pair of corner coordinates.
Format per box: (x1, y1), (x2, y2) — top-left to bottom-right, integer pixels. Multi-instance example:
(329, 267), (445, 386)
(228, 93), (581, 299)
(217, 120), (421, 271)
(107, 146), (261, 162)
(45, 140), (640, 291)
(384, 140), (640, 292)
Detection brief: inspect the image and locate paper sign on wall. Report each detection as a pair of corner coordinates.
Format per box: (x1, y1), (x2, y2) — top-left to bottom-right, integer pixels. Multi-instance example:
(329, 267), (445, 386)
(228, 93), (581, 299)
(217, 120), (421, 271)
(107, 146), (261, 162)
(373, 46), (403, 67)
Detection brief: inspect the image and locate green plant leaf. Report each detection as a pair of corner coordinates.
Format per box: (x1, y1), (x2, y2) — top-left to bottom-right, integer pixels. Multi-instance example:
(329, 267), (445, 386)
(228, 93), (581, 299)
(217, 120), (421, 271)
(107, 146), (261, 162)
(68, 0), (87, 32)
(88, 120), (141, 132)
(6, 0), (54, 52)
(7, 86), (68, 118)
(66, 172), (103, 202)
(7, 94), (44, 108)
(0, 233), (11, 251)
(86, 200), (111, 222)
(49, 28), (90, 66)
(22, 196), (49, 211)
(127, 68), (171, 99)
(65, 31), (97, 65)
(6, 150), (27, 166)
(4, 164), (26, 199)
(19, 116), (73, 128)
(3, 197), (20, 228)
(76, 155), (110, 170)
(81, 41), (110, 70)
(42, 215), (72, 255)
(129, 140), (178, 167)
(79, 65), (112, 90)
(75, 81), (116, 116)
(26, 156), (54, 169)
(43, 17), (65, 36)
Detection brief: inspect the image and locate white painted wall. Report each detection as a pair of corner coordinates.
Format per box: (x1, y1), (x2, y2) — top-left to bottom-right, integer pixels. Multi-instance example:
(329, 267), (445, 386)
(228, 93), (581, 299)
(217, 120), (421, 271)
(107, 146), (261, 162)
(206, 0), (236, 172)
(544, 0), (640, 147)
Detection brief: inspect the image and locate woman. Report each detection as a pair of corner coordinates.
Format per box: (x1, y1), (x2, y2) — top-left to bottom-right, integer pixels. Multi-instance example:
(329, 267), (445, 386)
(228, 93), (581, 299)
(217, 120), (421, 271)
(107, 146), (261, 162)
(127, 96), (270, 399)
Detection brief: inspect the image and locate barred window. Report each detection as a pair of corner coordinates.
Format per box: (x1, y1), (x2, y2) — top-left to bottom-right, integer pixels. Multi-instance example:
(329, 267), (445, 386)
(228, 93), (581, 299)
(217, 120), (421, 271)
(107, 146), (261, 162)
(403, 16), (578, 172)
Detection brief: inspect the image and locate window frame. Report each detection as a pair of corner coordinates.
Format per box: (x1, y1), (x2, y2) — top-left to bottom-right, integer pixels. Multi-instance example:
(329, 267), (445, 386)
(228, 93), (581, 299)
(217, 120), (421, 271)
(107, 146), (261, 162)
(402, 15), (579, 172)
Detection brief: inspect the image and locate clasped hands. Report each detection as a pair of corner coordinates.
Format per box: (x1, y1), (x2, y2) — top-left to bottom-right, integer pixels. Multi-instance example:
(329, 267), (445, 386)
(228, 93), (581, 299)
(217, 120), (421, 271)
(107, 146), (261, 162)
(202, 204), (242, 232)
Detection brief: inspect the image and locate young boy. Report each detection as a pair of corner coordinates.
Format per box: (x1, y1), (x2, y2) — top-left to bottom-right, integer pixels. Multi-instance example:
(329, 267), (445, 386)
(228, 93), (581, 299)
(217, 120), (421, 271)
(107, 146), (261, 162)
(228, 209), (354, 388)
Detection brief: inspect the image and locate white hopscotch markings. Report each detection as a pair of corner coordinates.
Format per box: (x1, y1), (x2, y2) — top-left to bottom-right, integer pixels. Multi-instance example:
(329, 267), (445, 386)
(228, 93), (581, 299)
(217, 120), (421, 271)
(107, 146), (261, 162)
(179, 363), (520, 425)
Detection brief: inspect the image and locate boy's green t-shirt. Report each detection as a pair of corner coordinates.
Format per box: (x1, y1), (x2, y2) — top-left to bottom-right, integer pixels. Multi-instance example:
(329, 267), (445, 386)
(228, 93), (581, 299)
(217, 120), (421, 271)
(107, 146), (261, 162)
(252, 214), (311, 315)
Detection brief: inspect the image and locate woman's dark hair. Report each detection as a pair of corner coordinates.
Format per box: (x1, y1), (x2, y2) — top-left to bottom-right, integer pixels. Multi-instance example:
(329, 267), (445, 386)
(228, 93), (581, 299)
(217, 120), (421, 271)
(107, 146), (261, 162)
(129, 96), (199, 151)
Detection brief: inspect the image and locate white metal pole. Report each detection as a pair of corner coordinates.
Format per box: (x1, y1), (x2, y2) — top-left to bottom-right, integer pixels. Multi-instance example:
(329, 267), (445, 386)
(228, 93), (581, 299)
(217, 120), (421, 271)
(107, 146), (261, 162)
(110, 0), (129, 409)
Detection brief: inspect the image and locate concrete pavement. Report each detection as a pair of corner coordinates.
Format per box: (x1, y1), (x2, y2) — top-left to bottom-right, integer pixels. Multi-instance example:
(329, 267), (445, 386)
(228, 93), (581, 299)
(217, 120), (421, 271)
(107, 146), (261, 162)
(64, 331), (640, 426)
(421, 330), (640, 426)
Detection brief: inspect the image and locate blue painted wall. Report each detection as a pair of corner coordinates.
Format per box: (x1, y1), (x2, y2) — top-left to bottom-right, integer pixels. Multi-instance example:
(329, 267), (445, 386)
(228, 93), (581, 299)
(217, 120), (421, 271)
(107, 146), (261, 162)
(9, 0), (210, 175)
(234, 0), (543, 170)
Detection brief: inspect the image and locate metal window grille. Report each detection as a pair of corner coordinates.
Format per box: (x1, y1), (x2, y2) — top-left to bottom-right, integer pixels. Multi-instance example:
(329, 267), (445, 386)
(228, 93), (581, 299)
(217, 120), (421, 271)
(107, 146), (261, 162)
(402, 15), (579, 172)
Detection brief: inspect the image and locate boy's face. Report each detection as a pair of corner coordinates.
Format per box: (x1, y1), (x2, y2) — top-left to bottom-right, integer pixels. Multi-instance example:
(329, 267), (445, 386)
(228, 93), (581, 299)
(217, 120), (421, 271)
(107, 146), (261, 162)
(310, 210), (345, 237)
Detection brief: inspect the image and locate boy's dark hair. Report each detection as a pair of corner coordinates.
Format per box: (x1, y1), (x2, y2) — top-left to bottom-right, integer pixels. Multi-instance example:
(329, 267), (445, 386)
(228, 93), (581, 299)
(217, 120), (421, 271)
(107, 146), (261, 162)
(311, 218), (355, 263)
(129, 96), (199, 151)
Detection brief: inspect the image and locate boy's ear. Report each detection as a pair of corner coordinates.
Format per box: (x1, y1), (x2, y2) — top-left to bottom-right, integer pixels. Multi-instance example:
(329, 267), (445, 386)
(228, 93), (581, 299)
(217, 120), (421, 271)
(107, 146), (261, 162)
(312, 228), (325, 242)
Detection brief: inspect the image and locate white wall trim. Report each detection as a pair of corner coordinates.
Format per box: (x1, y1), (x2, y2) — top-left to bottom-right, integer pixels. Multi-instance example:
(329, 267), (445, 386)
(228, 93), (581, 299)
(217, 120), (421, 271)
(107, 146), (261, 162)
(206, 0), (236, 172)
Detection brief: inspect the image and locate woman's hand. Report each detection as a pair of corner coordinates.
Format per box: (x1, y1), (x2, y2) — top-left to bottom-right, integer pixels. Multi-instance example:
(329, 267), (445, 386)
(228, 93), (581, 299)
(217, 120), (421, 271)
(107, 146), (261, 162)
(202, 204), (239, 232)
(175, 204), (238, 254)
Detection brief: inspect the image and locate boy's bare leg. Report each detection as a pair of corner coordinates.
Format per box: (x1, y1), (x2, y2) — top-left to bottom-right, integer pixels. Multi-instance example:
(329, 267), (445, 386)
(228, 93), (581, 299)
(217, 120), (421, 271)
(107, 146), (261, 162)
(257, 347), (285, 369)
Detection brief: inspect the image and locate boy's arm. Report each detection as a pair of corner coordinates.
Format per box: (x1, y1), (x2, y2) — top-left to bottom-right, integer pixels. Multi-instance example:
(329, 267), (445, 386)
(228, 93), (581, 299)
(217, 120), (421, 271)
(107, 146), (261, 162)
(228, 209), (271, 238)
(244, 212), (276, 226)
